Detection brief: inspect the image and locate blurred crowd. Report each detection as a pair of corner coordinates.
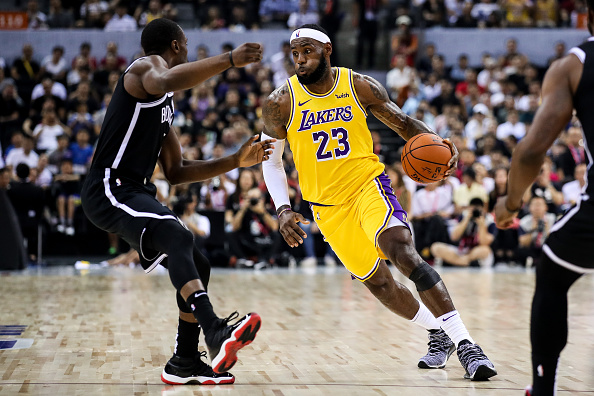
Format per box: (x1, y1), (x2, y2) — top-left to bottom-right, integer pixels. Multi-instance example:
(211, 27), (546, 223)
(0, 1), (588, 269)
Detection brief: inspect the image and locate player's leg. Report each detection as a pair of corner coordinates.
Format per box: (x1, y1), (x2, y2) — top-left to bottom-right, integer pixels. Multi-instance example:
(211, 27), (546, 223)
(378, 226), (497, 380)
(146, 219), (261, 374)
(529, 254), (581, 396)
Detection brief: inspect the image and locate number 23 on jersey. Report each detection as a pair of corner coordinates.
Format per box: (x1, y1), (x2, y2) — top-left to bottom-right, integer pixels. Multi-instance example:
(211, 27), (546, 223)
(312, 127), (351, 161)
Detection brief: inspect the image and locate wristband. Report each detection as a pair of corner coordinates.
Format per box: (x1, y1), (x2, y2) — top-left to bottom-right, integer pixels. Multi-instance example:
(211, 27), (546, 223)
(228, 50), (235, 67)
(277, 207), (292, 217)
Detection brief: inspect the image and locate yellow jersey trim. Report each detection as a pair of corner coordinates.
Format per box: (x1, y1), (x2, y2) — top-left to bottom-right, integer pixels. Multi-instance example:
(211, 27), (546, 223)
(301, 67), (340, 98)
(286, 80), (296, 130)
(349, 69), (368, 117)
(353, 258), (381, 282)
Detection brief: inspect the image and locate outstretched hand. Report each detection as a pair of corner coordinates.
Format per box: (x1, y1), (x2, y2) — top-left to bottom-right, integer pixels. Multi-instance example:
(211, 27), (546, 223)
(279, 210), (310, 248)
(443, 138), (459, 177)
(235, 135), (276, 168)
(230, 43), (263, 68)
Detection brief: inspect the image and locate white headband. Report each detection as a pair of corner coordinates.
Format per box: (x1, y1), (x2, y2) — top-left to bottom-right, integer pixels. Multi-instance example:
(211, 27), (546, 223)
(290, 28), (331, 44)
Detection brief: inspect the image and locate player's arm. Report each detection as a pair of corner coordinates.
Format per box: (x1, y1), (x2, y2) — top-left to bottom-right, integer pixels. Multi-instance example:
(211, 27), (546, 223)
(261, 83), (310, 248)
(158, 128), (274, 185)
(354, 72), (458, 174)
(494, 56), (578, 228)
(127, 43), (263, 97)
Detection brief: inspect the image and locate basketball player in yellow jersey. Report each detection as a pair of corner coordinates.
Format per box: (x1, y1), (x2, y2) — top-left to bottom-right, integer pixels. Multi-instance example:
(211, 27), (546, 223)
(261, 24), (497, 381)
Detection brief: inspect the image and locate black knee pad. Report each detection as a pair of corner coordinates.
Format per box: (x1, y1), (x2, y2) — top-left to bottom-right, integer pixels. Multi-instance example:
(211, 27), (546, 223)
(408, 261), (442, 291)
(176, 290), (192, 313)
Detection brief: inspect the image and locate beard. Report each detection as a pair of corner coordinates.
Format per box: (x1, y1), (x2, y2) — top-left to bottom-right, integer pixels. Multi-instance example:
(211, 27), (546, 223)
(296, 55), (328, 85)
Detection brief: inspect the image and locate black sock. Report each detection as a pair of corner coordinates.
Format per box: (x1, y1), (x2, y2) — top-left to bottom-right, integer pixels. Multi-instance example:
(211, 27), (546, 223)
(185, 290), (218, 332)
(531, 354), (558, 396)
(174, 318), (200, 358)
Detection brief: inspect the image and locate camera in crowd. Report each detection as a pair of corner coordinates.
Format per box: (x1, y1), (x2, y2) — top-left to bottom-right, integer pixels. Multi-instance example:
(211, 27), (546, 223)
(250, 197), (260, 206)
(469, 197), (485, 219)
(212, 176), (221, 191)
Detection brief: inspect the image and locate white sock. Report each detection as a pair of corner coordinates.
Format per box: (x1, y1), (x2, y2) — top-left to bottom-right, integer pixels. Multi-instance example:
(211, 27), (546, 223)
(437, 310), (474, 346)
(411, 301), (440, 330)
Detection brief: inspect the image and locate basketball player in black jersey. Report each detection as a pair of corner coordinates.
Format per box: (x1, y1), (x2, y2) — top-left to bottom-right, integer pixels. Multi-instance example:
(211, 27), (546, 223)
(81, 18), (274, 385)
(495, 4), (594, 394)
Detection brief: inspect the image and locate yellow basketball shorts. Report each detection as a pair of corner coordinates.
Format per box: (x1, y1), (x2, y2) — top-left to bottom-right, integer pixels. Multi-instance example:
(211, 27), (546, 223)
(310, 172), (410, 281)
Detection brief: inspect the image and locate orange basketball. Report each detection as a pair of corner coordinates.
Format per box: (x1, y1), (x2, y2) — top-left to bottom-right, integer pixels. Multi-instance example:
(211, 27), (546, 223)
(401, 133), (452, 184)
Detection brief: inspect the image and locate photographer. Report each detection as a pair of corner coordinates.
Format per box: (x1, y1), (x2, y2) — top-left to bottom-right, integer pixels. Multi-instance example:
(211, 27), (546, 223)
(228, 187), (279, 267)
(517, 196), (557, 267)
(430, 197), (495, 267)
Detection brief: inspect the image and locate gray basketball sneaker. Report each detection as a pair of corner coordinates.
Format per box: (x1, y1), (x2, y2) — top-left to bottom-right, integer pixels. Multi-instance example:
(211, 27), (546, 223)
(457, 341), (497, 380)
(418, 329), (456, 369)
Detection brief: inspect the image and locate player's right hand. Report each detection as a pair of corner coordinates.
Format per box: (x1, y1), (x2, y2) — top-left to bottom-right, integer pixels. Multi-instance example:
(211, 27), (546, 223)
(231, 43), (263, 67)
(279, 211), (310, 248)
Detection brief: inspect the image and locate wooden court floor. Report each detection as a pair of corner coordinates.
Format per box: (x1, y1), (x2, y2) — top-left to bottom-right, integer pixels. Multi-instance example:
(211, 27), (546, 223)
(0, 264), (593, 396)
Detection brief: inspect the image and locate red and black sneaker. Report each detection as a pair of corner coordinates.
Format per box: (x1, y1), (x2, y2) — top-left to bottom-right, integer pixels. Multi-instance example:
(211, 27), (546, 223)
(161, 351), (235, 385)
(205, 311), (262, 374)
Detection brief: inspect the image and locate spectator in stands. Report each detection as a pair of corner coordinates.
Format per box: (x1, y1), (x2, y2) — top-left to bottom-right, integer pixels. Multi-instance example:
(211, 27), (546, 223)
(35, 154), (53, 188)
(0, 167), (10, 189)
(69, 128), (93, 174)
(390, 15), (418, 68)
(534, 0), (558, 27)
(471, 0), (501, 27)
(47, 133), (71, 173)
(225, 168), (258, 230)
(259, 0), (301, 27)
(431, 197), (495, 267)
(422, 0), (447, 27)
(6, 134), (39, 174)
(562, 163), (587, 207)
(386, 54), (415, 107)
(465, 103), (490, 150)
(68, 81), (99, 114)
(502, 0), (533, 27)
(353, 0), (380, 69)
(7, 163), (45, 262)
(138, 0), (163, 26)
(415, 43), (436, 79)
(0, 82), (24, 153)
(67, 101), (95, 138)
(200, 5), (226, 30)
(104, 1), (138, 32)
(176, 194), (211, 255)
(92, 92), (111, 137)
(78, 0), (109, 28)
(269, 41), (294, 88)
(40, 46), (68, 84)
(547, 41), (566, 66)
(518, 196), (556, 266)
(496, 109), (526, 141)
(453, 167), (489, 213)
(31, 76), (67, 111)
(450, 54), (470, 83)
(556, 125), (586, 182)
(531, 159), (564, 214)
(200, 170), (235, 212)
(11, 44), (40, 103)
(473, 162), (494, 193)
(71, 42), (98, 73)
(27, 0), (48, 30)
(228, 187), (278, 267)
(411, 181), (454, 260)
(4, 131), (23, 157)
(455, 1), (479, 27)
(32, 107), (70, 153)
(53, 157), (81, 236)
(487, 166), (518, 264)
(99, 42), (128, 72)
(47, 0), (74, 28)
(288, 0), (320, 30)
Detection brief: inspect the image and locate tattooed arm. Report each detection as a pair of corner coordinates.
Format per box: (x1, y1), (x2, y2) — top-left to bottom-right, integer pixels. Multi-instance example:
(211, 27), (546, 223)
(354, 72), (458, 173)
(262, 83), (292, 139)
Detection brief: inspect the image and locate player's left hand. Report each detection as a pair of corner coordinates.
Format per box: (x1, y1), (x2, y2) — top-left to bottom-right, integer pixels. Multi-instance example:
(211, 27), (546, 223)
(235, 134), (276, 168)
(443, 138), (459, 177)
(494, 195), (520, 229)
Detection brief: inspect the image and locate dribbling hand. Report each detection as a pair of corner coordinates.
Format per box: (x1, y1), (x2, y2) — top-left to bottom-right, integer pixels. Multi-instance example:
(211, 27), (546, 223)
(279, 211), (310, 248)
(494, 195), (520, 229)
(230, 43), (263, 67)
(443, 138), (459, 177)
(235, 135), (276, 168)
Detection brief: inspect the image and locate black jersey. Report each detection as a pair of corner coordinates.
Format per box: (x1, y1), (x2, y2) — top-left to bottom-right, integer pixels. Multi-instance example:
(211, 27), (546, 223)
(570, 38), (594, 199)
(89, 57), (174, 182)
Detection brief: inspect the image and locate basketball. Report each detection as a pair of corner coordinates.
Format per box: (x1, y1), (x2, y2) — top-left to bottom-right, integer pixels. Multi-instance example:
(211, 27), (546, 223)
(401, 133), (452, 184)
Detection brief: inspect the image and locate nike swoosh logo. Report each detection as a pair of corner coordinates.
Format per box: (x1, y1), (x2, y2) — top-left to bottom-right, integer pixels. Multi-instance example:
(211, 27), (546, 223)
(298, 99), (312, 106)
(442, 314), (457, 322)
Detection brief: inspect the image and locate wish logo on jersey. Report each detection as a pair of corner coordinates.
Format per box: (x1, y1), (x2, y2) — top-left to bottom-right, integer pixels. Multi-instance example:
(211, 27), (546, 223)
(297, 106), (353, 132)
(161, 105), (174, 126)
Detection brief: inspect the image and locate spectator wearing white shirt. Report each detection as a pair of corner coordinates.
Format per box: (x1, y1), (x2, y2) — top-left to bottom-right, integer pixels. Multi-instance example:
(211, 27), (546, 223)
(496, 109), (526, 141)
(5, 135), (39, 174)
(562, 163), (587, 206)
(287, 0), (320, 30)
(31, 77), (67, 102)
(465, 103), (491, 150)
(104, 2), (137, 32)
(178, 194), (211, 254)
(32, 108), (70, 153)
(40, 46), (68, 82)
(386, 54), (416, 105)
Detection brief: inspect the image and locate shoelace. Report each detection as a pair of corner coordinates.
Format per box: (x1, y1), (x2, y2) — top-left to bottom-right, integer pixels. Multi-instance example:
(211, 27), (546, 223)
(458, 343), (485, 363)
(427, 331), (450, 355)
(222, 311), (240, 326)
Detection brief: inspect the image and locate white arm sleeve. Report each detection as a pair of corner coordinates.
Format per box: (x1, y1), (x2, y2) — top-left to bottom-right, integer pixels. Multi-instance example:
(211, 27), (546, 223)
(261, 132), (291, 211)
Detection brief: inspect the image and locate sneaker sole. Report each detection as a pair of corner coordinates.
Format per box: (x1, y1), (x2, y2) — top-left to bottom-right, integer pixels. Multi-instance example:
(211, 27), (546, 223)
(211, 312), (261, 374)
(418, 345), (456, 369)
(160, 371), (235, 385)
(464, 365), (498, 381)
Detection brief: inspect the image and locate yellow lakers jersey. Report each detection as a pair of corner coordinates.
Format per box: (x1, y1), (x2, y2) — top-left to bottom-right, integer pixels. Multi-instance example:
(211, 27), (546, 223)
(286, 67), (385, 205)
